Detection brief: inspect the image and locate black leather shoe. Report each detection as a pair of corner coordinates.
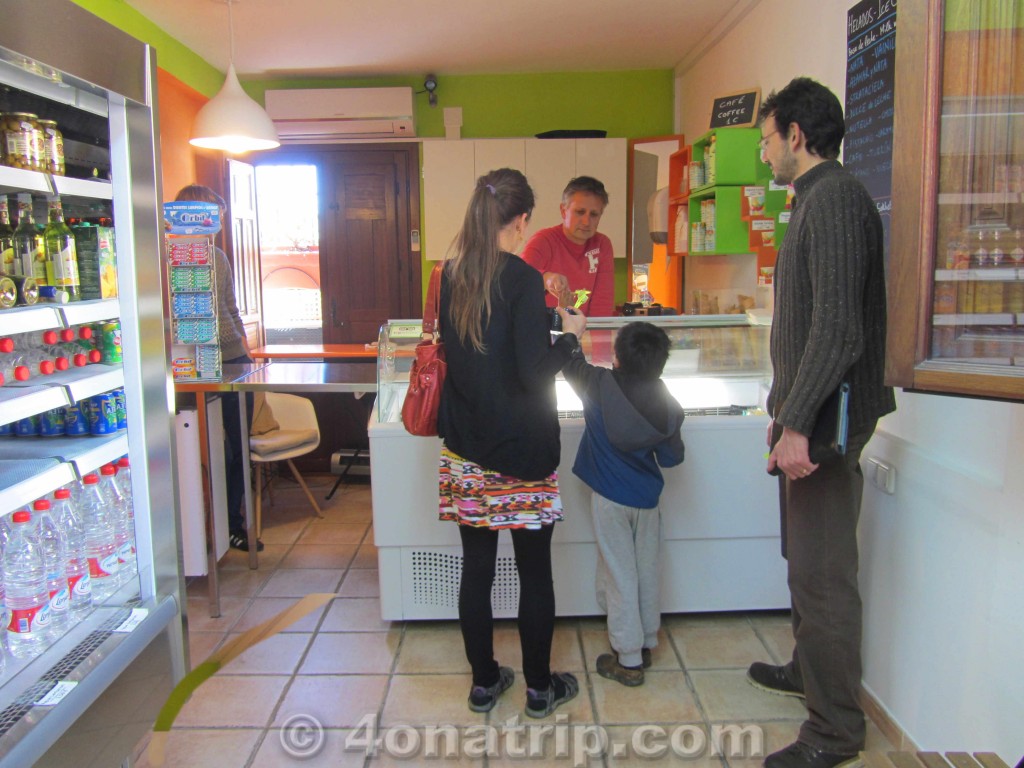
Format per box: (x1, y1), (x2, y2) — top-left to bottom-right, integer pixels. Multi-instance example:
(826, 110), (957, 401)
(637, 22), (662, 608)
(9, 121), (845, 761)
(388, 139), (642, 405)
(764, 741), (859, 768)
(747, 661), (805, 699)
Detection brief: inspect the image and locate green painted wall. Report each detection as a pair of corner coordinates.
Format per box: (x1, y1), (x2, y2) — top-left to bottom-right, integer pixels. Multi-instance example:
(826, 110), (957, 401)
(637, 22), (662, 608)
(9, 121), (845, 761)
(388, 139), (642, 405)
(252, 71), (674, 139)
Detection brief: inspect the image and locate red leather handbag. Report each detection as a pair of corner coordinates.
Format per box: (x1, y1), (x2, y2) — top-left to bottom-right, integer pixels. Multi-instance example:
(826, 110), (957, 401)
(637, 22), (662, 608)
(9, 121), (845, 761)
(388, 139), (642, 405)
(401, 263), (446, 436)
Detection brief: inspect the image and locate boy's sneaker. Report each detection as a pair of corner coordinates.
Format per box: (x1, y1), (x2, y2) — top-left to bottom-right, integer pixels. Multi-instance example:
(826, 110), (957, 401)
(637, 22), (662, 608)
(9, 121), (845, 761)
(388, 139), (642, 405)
(525, 672), (579, 718)
(229, 531), (264, 552)
(468, 666), (514, 712)
(596, 653), (645, 687)
(642, 648), (653, 668)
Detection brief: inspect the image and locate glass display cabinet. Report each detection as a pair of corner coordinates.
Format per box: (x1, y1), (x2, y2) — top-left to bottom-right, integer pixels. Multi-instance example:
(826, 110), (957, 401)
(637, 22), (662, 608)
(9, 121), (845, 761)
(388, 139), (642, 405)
(889, 0), (1024, 400)
(0, 3), (184, 765)
(369, 315), (787, 620)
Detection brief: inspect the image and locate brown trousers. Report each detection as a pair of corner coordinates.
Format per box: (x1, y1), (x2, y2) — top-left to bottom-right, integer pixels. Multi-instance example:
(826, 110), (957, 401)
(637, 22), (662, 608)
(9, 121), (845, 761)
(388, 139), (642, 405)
(778, 421), (877, 754)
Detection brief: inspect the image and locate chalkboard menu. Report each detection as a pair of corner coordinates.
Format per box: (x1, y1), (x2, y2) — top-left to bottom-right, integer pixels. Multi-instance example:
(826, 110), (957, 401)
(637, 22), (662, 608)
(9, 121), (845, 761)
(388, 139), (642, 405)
(844, 0), (897, 253)
(709, 89), (760, 129)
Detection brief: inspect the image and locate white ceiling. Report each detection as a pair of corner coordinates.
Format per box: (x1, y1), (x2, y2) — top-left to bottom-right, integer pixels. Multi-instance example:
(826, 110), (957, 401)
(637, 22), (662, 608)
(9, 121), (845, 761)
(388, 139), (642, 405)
(124, 0), (759, 80)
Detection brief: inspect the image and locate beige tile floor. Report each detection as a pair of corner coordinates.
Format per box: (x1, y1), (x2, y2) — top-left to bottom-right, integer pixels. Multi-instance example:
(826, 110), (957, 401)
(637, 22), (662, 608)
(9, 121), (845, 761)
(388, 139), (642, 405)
(135, 474), (892, 767)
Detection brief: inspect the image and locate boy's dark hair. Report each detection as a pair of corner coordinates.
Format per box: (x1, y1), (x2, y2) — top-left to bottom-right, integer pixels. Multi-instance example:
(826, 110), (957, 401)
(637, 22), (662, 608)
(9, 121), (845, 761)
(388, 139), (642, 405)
(562, 176), (609, 206)
(614, 321), (670, 380)
(758, 77), (844, 161)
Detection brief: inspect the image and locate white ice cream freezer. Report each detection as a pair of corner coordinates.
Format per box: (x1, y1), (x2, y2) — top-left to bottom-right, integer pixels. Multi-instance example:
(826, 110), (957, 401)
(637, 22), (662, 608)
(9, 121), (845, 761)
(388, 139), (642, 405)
(368, 316), (789, 620)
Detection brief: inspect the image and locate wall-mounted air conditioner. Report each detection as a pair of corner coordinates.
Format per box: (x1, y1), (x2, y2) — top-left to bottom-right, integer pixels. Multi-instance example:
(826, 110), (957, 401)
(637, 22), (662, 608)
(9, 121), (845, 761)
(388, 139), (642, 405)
(264, 86), (416, 142)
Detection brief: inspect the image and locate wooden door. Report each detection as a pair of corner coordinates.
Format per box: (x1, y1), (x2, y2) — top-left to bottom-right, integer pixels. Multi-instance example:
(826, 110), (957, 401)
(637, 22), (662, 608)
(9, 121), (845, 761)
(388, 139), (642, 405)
(227, 159), (263, 349)
(194, 153), (264, 350)
(320, 147), (419, 342)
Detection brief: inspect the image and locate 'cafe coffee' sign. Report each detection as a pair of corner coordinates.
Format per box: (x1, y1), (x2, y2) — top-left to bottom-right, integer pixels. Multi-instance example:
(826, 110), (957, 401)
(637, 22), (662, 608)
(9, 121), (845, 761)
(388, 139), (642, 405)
(709, 88), (761, 129)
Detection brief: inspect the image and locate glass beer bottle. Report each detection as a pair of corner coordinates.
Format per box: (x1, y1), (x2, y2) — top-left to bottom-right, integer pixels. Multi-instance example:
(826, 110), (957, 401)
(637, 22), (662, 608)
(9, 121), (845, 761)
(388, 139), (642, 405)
(13, 193), (46, 284)
(43, 196), (80, 300)
(0, 196), (15, 272)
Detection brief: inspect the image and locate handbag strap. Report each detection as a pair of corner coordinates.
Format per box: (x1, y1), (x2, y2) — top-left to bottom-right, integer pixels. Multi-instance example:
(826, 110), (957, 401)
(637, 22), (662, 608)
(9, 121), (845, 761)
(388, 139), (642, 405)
(422, 262), (443, 337)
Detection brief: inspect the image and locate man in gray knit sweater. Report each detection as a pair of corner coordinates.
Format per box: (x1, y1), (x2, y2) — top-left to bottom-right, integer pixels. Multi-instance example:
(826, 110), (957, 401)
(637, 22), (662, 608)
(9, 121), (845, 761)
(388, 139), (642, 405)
(746, 78), (896, 768)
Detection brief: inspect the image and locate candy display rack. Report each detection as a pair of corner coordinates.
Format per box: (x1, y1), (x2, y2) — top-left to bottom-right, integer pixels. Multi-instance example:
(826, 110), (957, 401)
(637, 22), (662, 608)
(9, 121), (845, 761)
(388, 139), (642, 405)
(164, 202), (221, 381)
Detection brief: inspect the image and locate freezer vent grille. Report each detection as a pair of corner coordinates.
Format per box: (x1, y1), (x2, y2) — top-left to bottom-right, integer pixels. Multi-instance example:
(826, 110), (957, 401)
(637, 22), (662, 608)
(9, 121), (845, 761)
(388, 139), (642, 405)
(0, 608), (132, 739)
(410, 551), (520, 612)
(562, 406), (755, 419)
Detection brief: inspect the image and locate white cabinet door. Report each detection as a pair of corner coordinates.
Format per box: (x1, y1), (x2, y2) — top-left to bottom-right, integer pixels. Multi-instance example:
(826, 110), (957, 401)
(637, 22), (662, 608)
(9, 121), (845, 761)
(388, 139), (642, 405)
(524, 139), (575, 219)
(423, 138), (627, 262)
(575, 138), (628, 259)
(422, 141), (475, 261)
(473, 139), (526, 176)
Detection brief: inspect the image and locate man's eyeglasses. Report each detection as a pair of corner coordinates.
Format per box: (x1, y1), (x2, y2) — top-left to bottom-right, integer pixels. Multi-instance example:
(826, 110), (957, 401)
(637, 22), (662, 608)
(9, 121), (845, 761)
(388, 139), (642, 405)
(759, 130), (780, 153)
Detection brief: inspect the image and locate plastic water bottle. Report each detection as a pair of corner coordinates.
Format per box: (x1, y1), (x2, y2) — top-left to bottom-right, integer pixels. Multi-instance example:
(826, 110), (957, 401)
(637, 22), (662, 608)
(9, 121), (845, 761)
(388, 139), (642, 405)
(10, 347), (55, 378)
(0, 516), (12, 549)
(3, 509), (51, 658)
(0, 565), (6, 677)
(53, 488), (92, 621)
(0, 354), (30, 384)
(100, 464), (135, 584)
(116, 456), (136, 565)
(80, 473), (119, 602)
(116, 456), (133, 497)
(32, 499), (70, 640)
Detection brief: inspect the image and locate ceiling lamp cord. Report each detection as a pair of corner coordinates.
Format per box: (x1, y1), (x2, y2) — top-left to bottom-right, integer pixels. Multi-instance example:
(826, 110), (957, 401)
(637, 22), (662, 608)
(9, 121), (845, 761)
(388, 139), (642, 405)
(189, 0), (280, 154)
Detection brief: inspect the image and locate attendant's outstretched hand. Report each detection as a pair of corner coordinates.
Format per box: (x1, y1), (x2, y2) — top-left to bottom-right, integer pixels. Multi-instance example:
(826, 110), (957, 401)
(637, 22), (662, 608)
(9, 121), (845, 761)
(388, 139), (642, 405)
(543, 272), (573, 308)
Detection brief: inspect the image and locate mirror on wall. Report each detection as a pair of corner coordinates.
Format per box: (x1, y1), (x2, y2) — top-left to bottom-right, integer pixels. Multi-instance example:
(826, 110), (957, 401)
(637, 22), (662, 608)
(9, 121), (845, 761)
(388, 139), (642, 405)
(628, 135), (685, 311)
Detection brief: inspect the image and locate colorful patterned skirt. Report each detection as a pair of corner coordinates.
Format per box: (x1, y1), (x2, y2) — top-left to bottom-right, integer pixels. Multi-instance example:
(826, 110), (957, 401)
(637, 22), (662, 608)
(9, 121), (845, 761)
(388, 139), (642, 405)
(438, 446), (563, 530)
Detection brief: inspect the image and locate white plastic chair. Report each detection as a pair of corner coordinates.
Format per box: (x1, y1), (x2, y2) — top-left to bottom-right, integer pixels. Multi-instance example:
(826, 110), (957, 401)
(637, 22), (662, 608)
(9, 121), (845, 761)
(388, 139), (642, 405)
(249, 392), (323, 537)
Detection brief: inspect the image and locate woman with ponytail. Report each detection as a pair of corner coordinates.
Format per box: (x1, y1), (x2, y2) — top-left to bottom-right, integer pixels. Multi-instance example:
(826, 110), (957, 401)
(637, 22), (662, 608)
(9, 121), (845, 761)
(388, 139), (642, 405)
(436, 168), (587, 717)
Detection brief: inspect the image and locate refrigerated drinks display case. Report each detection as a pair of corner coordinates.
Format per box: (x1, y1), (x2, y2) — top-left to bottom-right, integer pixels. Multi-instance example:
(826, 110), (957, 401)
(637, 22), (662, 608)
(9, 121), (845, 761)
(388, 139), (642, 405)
(0, 2), (185, 765)
(369, 314), (789, 620)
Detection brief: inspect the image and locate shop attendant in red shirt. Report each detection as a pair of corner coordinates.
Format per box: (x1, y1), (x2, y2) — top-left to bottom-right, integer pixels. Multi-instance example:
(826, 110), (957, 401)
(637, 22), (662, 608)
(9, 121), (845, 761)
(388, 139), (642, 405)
(521, 176), (615, 317)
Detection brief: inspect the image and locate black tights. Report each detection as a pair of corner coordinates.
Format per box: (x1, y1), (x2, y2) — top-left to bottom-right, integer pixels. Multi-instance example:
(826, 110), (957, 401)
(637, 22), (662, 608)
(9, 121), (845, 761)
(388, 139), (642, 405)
(458, 524), (556, 691)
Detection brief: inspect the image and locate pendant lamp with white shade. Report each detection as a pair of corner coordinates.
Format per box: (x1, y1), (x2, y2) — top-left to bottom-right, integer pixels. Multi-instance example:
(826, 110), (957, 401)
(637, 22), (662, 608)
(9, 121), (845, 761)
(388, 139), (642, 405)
(190, 0), (279, 154)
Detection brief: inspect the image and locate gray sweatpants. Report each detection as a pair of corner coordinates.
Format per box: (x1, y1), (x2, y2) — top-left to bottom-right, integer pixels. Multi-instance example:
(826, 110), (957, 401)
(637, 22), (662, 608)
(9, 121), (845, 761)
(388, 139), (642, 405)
(591, 493), (661, 669)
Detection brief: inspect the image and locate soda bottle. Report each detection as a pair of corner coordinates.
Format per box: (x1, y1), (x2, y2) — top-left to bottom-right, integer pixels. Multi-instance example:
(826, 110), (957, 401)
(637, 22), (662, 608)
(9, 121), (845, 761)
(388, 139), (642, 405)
(100, 463), (135, 583)
(3, 509), (51, 658)
(79, 473), (119, 602)
(53, 488), (92, 621)
(100, 321), (122, 364)
(43, 196), (80, 300)
(32, 498), (70, 640)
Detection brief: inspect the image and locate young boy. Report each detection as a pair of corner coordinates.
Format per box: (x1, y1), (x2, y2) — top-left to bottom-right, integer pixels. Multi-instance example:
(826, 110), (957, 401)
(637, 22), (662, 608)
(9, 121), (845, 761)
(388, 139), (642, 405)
(562, 321), (685, 686)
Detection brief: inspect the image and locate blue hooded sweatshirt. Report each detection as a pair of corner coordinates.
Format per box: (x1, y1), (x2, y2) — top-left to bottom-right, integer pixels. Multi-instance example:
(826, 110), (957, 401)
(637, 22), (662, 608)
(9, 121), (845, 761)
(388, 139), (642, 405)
(562, 352), (685, 509)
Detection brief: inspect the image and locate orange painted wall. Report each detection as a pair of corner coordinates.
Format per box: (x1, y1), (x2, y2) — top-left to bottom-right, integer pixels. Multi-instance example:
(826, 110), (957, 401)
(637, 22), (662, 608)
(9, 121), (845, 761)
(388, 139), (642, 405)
(646, 244), (682, 312)
(156, 68), (206, 201)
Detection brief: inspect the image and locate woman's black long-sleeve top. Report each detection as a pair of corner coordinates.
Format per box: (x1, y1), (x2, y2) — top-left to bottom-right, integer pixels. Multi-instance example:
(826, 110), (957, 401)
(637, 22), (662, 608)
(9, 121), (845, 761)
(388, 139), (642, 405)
(437, 253), (579, 480)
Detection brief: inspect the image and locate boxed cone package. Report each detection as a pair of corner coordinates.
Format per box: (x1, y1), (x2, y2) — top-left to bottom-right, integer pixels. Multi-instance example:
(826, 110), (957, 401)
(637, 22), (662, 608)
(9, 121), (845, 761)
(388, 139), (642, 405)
(74, 225), (118, 299)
